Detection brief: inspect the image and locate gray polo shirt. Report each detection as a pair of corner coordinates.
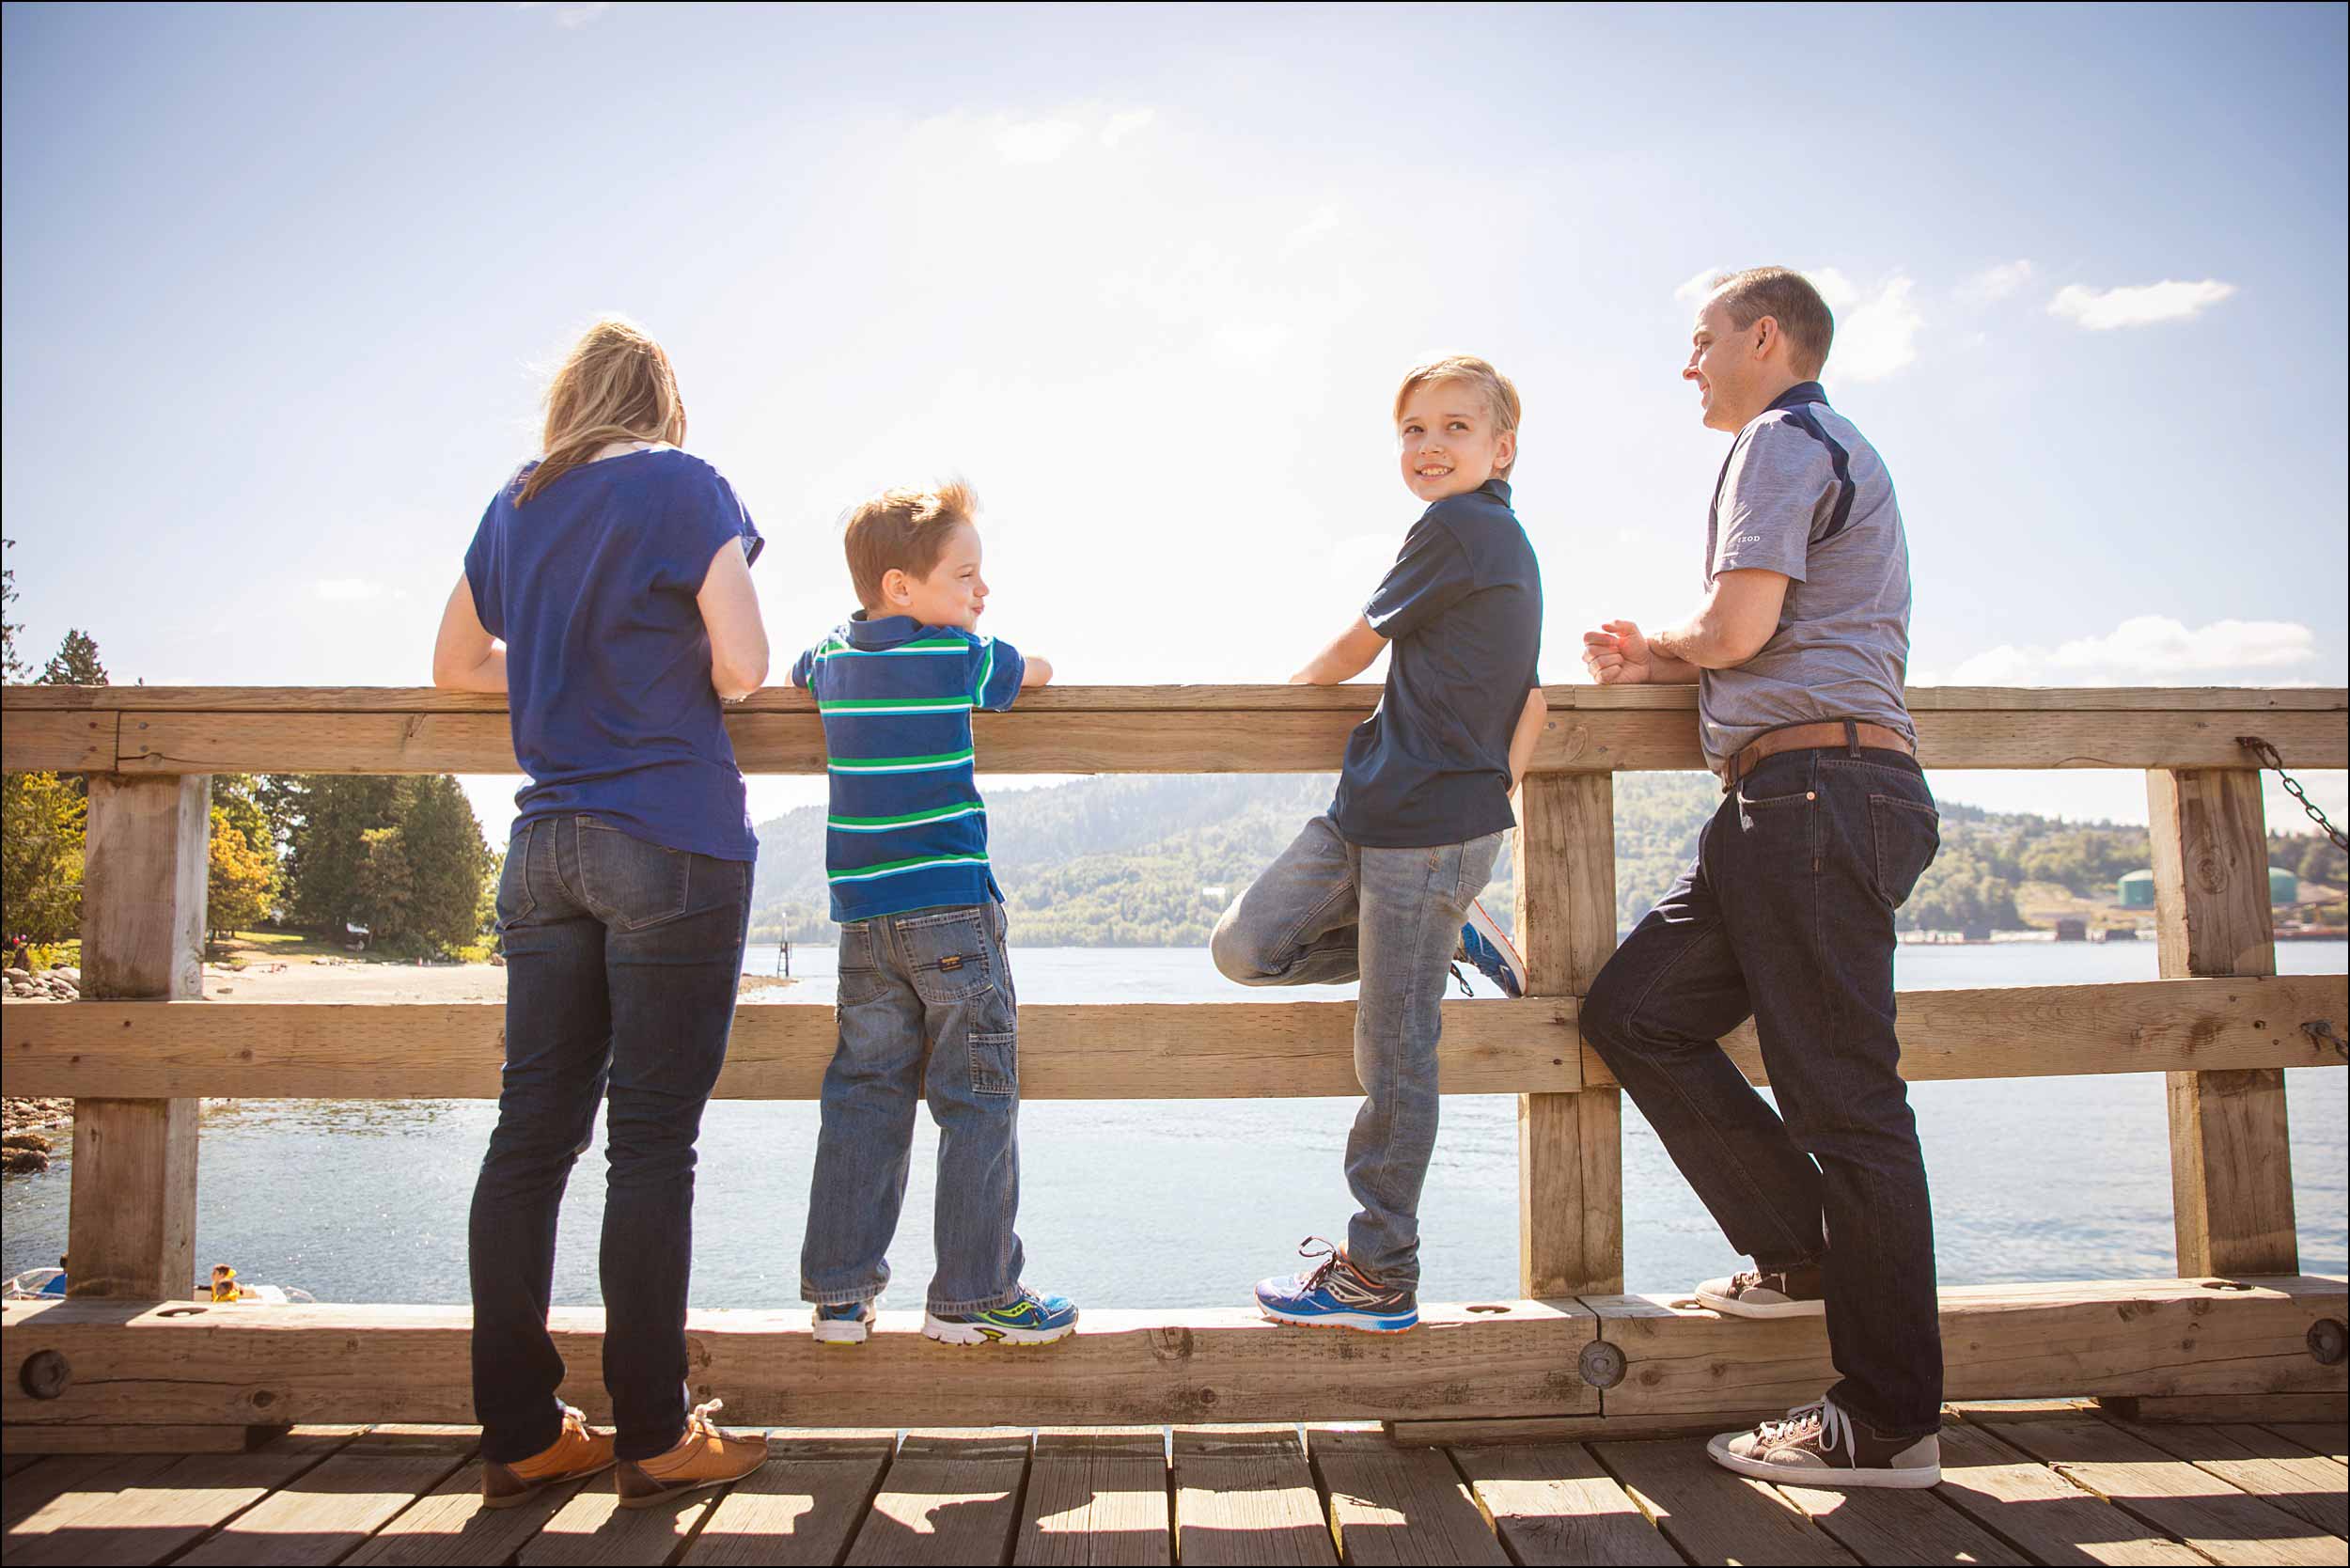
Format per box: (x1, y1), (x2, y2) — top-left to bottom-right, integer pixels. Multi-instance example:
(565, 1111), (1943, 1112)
(1698, 381), (1914, 772)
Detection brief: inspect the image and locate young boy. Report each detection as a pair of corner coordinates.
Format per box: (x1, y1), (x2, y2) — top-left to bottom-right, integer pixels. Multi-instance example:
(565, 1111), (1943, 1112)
(791, 480), (1076, 1347)
(1212, 355), (1545, 1331)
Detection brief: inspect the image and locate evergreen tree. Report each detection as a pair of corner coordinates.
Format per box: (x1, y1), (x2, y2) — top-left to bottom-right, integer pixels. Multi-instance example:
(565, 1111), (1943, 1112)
(39, 628), (107, 687)
(0, 770), (86, 943)
(283, 776), (404, 933)
(280, 774), (491, 953)
(206, 777), (282, 933)
(395, 775), (492, 952)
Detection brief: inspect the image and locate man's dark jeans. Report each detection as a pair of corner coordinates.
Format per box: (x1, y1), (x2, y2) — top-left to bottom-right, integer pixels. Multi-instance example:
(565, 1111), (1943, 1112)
(1581, 745), (1944, 1438)
(470, 815), (752, 1464)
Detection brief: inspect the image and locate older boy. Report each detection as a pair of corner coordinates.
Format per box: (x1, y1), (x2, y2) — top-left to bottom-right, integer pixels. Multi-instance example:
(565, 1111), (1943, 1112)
(1214, 356), (1546, 1331)
(791, 481), (1077, 1347)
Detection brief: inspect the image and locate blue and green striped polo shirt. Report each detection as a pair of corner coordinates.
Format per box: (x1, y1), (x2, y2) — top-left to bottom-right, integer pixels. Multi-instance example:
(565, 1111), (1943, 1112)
(790, 613), (1026, 921)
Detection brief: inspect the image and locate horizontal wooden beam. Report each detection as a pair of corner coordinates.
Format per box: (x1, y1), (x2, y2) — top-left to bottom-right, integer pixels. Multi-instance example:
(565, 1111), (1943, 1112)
(1581, 1275), (2346, 1416)
(7, 978), (2337, 1103)
(0, 1298), (1601, 1428)
(1577, 974), (2348, 1090)
(0, 997), (1580, 1100)
(6, 686), (2342, 774)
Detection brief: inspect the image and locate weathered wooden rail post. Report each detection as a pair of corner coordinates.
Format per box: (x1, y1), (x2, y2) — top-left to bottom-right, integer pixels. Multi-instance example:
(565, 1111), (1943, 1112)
(67, 774), (211, 1299)
(1513, 773), (1623, 1296)
(2147, 766), (2298, 1278)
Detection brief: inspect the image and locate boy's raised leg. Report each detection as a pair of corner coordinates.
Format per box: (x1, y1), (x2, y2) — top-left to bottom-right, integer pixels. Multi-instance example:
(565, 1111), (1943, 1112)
(1210, 814), (1360, 987)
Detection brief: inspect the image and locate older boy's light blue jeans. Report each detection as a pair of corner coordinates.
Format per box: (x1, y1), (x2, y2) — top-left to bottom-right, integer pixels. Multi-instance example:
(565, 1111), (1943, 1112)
(1211, 814), (1503, 1289)
(800, 902), (1026, 1315)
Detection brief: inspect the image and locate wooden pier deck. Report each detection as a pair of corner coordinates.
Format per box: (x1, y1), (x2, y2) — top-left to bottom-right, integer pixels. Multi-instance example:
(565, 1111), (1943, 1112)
(4, 1405), (2345, 1567)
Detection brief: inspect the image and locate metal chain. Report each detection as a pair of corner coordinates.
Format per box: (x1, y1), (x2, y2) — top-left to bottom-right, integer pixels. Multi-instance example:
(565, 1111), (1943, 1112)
(2236, 735), (2350, 852)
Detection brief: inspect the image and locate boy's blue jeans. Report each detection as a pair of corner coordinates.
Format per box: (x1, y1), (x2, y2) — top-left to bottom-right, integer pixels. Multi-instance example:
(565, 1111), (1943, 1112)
(800, 902), (1026, 1315)
(471, 815), (752, 1464)
(1211, 814), (1504, 1289)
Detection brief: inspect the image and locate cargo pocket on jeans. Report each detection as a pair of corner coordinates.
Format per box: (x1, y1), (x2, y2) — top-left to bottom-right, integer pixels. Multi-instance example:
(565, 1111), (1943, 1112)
(970, 1031), (1018, 1097)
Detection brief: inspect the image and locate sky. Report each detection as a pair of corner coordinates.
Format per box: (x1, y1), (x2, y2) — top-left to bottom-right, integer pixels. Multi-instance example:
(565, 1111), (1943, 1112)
(4, 2), (2344, 843)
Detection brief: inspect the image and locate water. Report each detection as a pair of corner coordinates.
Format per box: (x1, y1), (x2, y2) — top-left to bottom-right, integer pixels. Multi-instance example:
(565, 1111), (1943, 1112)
(6, 944), (2343, 1308)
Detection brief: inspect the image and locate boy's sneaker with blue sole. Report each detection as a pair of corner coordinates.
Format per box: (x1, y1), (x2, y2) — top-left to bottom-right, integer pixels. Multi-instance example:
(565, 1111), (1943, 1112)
(923, 1286), (1079, 1346)
(1458, 900), (1526, 997)
(1254, 1238), (1418, 1332)
(811, 1299), (877, 1346)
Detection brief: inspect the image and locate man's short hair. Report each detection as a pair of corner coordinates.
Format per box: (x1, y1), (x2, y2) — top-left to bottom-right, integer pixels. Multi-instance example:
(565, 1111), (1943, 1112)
(1706, 267), (1834, 379)
(843, 480), (978, 609)
(1393, 355), (1522, 478)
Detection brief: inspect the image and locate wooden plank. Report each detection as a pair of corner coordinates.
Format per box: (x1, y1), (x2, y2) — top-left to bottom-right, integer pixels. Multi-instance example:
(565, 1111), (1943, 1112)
(518, 1479), (726, 1567)
(1171, 1426), (1337, 1568)
(2150, 767), (2300, 1279)
(1, 1424), (283, 1454)
(1306, 1427), (1506, 1566)
(0, 997), (1578, 1102)
(1579, 1276), (2349, 1417)
(0, 1431), (352, 1567)
(340, 1458), (592, 1567)
(846, 1428), (1030, 1567)
(1, 1451), (181, 1532)
(1013, 1429), (1170, 1567)
(178, 1429), (478, 1568)
(69, 773), (208, 1301)
(1934, 1420), (2208, 1567)
(1591, 1436), (1857, 1566)
(682, 1431), (897, 1567)
(1515, 774), (1624, 1297)
(1773, 1468), (2034, 1566)
(17, 974), (2337, 1104)
(1, 1453), (40, 1478)
(2264, 1423), (2350, 1464)
(0, 1297), (1601, 1429)
(81, 698), (2350, 776)
(2100, 1419), (2348, 1538)
(1984, 1415), (2342, 1566)
(1449, 1441), (1682, 1566)
(1386, 1409), (1785, 1447)
(11, 682), (2342, 713)
(2111, 1393), (2350, 1424)
(1575, 974), (2348, 1089)
(0, 711), (116, 771)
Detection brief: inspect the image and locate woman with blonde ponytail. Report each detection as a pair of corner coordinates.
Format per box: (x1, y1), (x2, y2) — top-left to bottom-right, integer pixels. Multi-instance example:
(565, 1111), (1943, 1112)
(431, 316), (771, 1509)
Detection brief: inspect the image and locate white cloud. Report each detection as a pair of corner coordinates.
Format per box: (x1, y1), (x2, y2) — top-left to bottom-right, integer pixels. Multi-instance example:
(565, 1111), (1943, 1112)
(1960, 259), (2033, 302)
(313, 579), (384, 603)
(2048, 278), (2237, 330)
(994, 118), (1087, 164)
(1100, 109), (1155, 148)
(1944, 615), (2319, 686)
(1673, 266), (1726, 306)
(1808, 268), (1921, 383)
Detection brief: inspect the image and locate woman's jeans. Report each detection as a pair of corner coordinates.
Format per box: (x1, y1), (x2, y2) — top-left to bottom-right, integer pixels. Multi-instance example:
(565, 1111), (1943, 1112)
(1581, 745), (1945, 1439)
(1209, 814), (1504, 1289)
(800, 902), (1026, 1315)
(469, 815), (752, 1464)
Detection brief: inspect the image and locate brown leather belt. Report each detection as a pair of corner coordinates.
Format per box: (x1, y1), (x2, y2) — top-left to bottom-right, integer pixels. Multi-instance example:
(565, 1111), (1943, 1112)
(1723, 720), (1915, 790)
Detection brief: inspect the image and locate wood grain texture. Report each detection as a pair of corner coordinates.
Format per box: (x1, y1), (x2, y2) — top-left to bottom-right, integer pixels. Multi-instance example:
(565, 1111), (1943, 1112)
(0, 711), (116, 771)
(0, 1424), (279, 1455)
(338, 1459), (591, 1567)
(1306, 1427), (1507, 1566)
(1578, 1276), (2349, 1417)
(2150, 767), (2300, 1279)
(0, 1452), (184, 1538)
(1171, 1426), (1338, 1568)
(1933, 1420), (2208, 1567)
(0, 997), (1578, 1100)
(176, 1433), (477, 1568)
(1773, 1470), (2035, 1566)
(1982, 1415), (2342, 1567)
(682, 1433), (897, 1567)
(0, 1298), (1600, 1429)
(1448, 1441), (1684, 1566)
(2264, 1422), (2350, 1464)
(845, 1429), (1029, 1567)
(1514, 775), (1623, 1297)
(1385, 1410), (1785, 1448)
(1591, 1437), (1857, 1566)
(0, 1433), (352, 1568)
(2114, 1394), (2349, 1425)
(1012, 1429), (1170, 1567)
(516, 1479), (724, 1567)
(2101, 1419), (2348, 1538)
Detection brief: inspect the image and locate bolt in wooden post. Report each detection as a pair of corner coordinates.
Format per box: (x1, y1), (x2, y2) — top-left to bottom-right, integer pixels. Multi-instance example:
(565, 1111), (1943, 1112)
(1513, 773), (1624, 1296)
(2147, 767), (2298, 1278)
(68, 774), (210, 1300)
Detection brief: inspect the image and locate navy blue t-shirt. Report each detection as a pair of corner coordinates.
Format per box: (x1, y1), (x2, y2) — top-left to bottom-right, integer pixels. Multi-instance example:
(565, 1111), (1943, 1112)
(463, 447), (764, 860)
(1331, 478), (1542, 848)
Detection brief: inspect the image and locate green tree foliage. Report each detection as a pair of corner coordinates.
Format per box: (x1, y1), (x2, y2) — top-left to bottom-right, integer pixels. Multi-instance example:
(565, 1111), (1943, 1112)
(39, 628), (107, 687)
(206, 776), (282, 933)
(0, 771), (85, 943)
(1899, 847), (2022, 933)
(284, 776), (404, 933)
(281, 776), (490, 954)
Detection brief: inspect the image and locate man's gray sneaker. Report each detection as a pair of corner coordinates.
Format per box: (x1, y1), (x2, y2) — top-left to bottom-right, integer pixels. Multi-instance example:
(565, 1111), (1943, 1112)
(1696, 1262), (1826, 1318)
(1707, 1398), (1940, 1488)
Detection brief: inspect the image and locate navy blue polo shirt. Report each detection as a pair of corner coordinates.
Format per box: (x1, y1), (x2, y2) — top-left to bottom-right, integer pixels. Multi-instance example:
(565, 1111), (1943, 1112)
(1331, 478), (1542, 848)
(790, 614), (1026, 921)
(464, 448), (763, 860)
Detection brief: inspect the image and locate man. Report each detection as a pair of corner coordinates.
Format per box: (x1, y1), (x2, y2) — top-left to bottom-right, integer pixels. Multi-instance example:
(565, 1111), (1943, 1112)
(1581, 266), (1944, 1488)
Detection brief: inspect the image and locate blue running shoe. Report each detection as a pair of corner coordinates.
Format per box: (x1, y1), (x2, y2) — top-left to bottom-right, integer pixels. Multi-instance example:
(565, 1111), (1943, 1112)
(1458, 900), (1526, 997)
(924, 1286), (1079, 1346)
(811, 1299), (876, 1346)
(1254, 1237), (1418, 1332)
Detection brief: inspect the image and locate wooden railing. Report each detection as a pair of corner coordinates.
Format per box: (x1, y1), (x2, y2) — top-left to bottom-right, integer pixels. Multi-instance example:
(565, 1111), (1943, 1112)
(2, 682), (2344, 1439)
